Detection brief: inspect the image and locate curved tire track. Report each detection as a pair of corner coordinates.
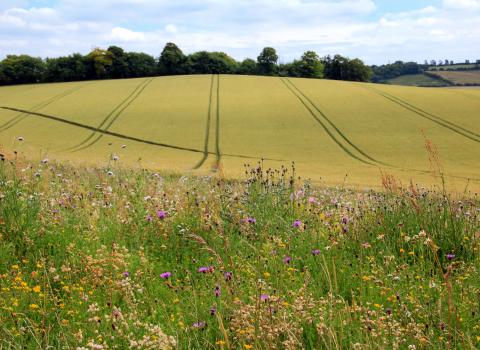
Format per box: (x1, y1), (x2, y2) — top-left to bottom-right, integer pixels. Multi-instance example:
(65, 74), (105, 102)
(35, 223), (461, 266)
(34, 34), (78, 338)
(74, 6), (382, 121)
(193, 75), (215, 169)
(68, 77), (154, 151)
(73, 78), (155, 152)
(0, 106), (284, 162)
(280, 78), (375, 166)
(0, 85), (83, 132)
(285, 78), (390, 167)
(365, 86), (480, 143)
(215, 74), (221, 163)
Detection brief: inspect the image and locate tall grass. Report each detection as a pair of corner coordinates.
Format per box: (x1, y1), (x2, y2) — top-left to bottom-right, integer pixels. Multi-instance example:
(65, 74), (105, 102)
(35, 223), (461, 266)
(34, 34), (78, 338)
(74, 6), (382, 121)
(0, 158), (478, 349)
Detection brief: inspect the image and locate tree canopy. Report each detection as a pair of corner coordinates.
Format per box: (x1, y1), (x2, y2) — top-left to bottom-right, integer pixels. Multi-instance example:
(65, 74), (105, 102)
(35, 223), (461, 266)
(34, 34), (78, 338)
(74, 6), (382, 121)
(0, 44), (373, 85)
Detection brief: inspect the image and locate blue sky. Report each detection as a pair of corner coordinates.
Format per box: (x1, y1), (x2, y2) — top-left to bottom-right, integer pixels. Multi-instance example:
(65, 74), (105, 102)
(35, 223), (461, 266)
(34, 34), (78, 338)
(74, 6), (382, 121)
(0, 0), (479, 64)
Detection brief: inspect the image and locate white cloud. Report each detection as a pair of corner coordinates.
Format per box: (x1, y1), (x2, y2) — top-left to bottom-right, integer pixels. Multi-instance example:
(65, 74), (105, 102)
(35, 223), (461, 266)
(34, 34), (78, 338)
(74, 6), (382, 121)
(0, 0), (479, 64)
(165, 24), (178, 34)
(443, 0), (480, 10)
(108, 27), (146, 42)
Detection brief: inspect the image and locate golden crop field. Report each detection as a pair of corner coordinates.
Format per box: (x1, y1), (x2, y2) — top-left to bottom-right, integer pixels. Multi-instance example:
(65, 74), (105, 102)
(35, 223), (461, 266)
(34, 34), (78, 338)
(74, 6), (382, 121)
(431, 70), (480, 85)
(0, 75), (479, 190)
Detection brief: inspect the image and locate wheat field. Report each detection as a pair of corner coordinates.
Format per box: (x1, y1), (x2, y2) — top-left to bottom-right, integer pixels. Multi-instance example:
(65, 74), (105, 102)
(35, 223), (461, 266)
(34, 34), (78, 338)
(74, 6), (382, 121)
(0, 75), (479, 190)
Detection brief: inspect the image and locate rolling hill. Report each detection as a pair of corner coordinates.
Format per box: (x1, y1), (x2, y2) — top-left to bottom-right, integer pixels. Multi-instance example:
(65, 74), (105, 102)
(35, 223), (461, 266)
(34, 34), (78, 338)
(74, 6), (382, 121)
(0, 75), (479, 190)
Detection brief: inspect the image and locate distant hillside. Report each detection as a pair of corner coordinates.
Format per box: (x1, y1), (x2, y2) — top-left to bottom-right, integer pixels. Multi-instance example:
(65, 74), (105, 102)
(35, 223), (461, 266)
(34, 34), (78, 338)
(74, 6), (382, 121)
(385, 74), (449, 87)
(427, 70), (480, 86)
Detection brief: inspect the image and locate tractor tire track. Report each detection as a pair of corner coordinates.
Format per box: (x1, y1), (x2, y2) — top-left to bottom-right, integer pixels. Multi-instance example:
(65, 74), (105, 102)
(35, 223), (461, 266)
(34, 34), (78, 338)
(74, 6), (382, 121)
(285, 78), (390, 167)
(215, 74), (221, 163)
(73, 77), (155, 152)
(365, 86), (480, 143)
(379, 88), (480, 138)
(0, 106), (285, 163)
(280, 78), (375, 166)
(0, 85), (83, 132)
(68, 77), (153, 151)
(193, 75), (215, 169)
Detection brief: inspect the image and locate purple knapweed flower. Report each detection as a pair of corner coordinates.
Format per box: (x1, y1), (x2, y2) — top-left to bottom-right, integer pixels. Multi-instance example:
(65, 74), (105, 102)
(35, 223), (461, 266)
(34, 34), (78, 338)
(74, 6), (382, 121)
(312, 249), (321, 256)
(260, 294), (269, 301)
(157, 210), (166, 219)
(244, 217), (256, 224)
(160, 272), (172, 279)
(145, 215), (153, 222)
(224, 272), (233, 281)
(308, 197), (317, 204)
(283, 256), (292, 264)
(198, 266), (215, 273)
(122, 271), (129, 277)
(214, 286), (221, 297)
(210, 306), (217, 316)
(446, 254), (455, 261)
(293, 220), (302, 228)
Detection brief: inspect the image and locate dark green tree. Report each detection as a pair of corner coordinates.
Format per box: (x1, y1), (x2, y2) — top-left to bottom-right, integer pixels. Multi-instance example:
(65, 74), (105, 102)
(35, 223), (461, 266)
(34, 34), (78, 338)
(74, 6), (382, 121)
(186, 51), (237, 74)
(125, 52), (156, 77)
(0, 55), (45, 84)
(158, 43), (186, 75)
(237, 58), (257, 75)
(107, 46), (128, 79)
(323, 55), (371, 82)
(44, 54), (87, 82)
(257, 47), (278, 75)
(298, 51), (324, 78)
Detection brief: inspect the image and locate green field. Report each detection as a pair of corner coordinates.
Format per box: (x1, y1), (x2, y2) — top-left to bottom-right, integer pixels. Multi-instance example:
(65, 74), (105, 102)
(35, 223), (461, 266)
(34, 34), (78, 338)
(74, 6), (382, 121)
(0, 75), (479, 191)
(386, 74), (449, 87)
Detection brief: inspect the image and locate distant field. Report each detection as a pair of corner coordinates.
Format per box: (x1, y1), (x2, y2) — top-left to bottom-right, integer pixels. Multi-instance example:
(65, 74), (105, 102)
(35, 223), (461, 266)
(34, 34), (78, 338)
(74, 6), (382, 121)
(430, 70), (480, 85)
(0, 75), (479, 190)
(386, 74), (448, 87)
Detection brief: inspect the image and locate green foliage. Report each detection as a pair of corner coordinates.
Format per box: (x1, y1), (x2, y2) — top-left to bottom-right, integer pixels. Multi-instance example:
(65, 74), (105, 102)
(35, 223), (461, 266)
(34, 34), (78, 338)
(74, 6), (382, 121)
(44, 54), (87, 82)
(372, 61), (424, 82)
(158, 42), (186, 75)
(323, 54), (372, 82)
(107, 45), (129, 79)
(237, 58), (257, 75)
(86, 48), (115, 79)
(257, 47), (279, 75)
(186, 51), (238, 74)
(0, 55), (45, 84)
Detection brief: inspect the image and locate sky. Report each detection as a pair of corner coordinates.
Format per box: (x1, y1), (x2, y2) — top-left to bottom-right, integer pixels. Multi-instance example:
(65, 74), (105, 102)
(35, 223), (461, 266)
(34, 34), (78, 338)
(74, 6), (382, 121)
(0, 0), (479, 65)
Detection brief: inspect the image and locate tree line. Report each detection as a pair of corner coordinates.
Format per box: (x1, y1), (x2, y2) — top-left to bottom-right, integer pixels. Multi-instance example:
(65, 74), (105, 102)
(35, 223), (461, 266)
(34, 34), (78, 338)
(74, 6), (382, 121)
(0, 43), (373, 86)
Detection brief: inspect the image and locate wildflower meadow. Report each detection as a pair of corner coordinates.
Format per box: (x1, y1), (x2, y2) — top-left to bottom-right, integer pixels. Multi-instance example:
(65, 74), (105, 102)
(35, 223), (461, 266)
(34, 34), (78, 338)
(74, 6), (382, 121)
(0, 158), (479, 349)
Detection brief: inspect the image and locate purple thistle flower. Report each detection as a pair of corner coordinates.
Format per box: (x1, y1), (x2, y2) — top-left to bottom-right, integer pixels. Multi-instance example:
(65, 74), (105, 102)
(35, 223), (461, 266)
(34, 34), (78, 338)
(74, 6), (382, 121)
(198, 266), (215, 273)
(244, 217), (256, 224)
(122, 271), (129, 277)
(210, 306), (217, 316)
(145, 215), (153, 222)
(293, 220), (302, 228)
(224, 271), (233, 281)
(283, 256), (292, 264)
(214, 286), (221, 297)
(260, 294), (269, 301)
(160, 272), (172, 279)
(312, 249), (321, 256)
(157, 210), (166, 219)
(446, 254), (455, 261)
